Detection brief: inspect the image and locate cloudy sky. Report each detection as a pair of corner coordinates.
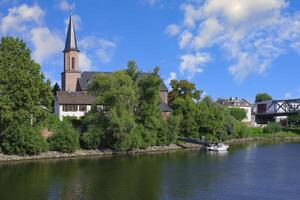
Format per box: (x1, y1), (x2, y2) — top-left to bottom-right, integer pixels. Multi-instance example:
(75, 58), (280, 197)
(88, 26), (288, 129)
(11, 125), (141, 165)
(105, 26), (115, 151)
(1, 0), (300, 102)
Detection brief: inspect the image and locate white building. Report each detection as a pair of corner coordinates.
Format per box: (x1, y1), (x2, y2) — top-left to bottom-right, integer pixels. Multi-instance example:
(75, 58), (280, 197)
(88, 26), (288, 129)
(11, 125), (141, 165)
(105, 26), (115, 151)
(217, 97), (252, 123)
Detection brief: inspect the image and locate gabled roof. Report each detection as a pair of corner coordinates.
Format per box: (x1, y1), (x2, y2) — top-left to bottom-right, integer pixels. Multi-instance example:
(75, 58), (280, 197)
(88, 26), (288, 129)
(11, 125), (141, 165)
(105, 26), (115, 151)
(56, 91), (95, 105)
(64, 14), (79, 52)
(56, 92), (172, 113)
(217, 97), (252, 107)
(77, 71), (169, 92)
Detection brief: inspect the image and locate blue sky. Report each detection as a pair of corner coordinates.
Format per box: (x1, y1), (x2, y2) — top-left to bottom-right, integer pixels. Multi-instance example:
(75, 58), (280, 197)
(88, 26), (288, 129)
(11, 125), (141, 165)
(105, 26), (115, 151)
(1, 0), (300, 102)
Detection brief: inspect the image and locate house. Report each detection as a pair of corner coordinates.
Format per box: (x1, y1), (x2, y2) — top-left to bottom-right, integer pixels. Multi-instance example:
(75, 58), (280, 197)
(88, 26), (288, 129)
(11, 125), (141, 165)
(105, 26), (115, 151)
(54, 15), (171, 120)
(216, 97), (252, 123)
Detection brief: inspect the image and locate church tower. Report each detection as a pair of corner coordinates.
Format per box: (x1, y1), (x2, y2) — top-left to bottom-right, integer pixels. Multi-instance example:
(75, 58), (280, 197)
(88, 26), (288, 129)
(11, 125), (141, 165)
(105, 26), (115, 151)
(61, 14), (81, 92)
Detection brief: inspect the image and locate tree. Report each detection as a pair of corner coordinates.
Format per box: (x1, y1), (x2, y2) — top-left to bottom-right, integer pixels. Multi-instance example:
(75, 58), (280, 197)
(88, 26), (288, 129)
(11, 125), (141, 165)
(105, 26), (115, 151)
(255, 93), (272, 102)
(227, 107), (247, 121)
(126, 60), (140, 83)
(87, 71), (138, 150)
(0, 37), (53, 132)
(136, 68), (167, 146)
(168, 80), (202, 107)
(51, 82), (60, 112)
(52, 82), (60, 96)
(1, 123), (47, 155)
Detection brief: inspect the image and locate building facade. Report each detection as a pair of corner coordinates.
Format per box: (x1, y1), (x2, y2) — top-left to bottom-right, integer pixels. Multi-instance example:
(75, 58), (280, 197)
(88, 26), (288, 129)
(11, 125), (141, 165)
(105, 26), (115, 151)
(54, 15), (171, 120)
(217, 97), (252, 123)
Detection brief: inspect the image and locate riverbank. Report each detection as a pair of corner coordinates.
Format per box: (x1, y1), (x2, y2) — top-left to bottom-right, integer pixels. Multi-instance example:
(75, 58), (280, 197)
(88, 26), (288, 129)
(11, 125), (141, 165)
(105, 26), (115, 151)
(1, 135), (300, 163)
(0, 144), (184, 162)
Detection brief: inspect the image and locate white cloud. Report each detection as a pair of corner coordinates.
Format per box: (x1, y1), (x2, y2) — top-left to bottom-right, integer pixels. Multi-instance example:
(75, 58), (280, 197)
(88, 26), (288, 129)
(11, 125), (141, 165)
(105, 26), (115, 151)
(79, 52), (92, 71)
(192, 17), (223, 49)
(58, 0), (75, 12)
(165, 24), (180, 36)
(165, 72), (177, 88)
(179, 52), (211, 79)
(31, 27), (64, 63)
(79, 36), (116, 64)
(64, 14), (81, 30)
(147, 0), (158, 6)
(179, 31), (193, 48)
(0, 4), (44, 34)
(174, 0), (300, 81)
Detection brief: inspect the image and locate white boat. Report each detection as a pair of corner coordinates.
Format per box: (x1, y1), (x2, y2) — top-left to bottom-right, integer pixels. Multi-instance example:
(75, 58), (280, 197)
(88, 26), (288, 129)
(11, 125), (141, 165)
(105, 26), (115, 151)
(206, 143), (229, 151)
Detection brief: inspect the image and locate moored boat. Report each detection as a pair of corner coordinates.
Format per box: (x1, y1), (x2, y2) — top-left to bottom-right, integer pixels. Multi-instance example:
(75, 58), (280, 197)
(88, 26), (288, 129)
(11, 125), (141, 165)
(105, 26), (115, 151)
(206, 143), (229, 151)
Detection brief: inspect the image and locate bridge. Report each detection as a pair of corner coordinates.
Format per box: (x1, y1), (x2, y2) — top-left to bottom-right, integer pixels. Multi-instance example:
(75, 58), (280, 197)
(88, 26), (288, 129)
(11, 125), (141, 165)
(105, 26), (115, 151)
(254, 98), (300, 124)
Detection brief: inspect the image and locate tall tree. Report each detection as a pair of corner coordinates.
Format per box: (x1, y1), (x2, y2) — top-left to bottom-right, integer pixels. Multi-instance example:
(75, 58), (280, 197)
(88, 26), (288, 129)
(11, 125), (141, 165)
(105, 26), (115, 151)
(52, 82), (60, 96)
(126, 60), (140, 83)
(87, 71), (138, 150)
(136, 67), (166, 146)
(168, 80), (202, 107)
(255, 93), (272, 102)
(0, 37), (53, 132)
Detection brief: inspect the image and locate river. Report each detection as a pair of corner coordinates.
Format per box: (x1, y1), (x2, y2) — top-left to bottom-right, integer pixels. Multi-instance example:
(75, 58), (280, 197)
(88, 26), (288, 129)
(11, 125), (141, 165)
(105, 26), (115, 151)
(0, 142), (300, 200)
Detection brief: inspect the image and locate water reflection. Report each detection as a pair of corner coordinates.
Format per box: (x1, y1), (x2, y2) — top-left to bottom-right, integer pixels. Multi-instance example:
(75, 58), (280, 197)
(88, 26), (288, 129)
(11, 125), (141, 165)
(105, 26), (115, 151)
(0, 142), (300, 200)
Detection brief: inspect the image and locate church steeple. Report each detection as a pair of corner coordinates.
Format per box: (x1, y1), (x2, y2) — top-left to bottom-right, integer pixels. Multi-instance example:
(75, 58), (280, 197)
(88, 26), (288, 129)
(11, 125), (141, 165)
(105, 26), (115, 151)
(64, 14), (79, 52)
(61, 13), (81, 92)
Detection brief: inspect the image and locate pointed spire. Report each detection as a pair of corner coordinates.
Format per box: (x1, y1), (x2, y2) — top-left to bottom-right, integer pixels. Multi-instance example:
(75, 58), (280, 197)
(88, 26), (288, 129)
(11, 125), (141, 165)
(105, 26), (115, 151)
(64, 13), (79, 52)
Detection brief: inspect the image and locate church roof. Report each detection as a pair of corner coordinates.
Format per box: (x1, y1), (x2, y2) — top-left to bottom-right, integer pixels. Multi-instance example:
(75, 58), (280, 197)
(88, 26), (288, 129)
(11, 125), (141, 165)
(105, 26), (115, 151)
(64, 14), (79, 52)
(56, 91), (172, 112)
(77, 71), (169, 91)
(56, 91), (95, 105)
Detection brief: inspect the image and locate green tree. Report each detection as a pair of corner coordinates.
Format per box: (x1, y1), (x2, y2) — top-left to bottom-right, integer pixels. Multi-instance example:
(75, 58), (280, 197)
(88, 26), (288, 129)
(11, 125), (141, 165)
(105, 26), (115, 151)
(168, 80), (202, 107)
(1, 123), (47, 155)
(288, 113), (300, 126)
(136, 68), (167, 146)
(47, 120), (79, 153)
(87, 71), (138, 150)
(255, 93), (272, 102)
(227, 107), (247, 121)
(126, 60), (140, 83)
(0, 37), (53, 132)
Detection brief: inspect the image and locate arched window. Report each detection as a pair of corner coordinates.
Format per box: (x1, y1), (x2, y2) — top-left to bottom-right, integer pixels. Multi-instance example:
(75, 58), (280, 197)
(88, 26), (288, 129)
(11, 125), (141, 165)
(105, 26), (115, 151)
(71, 57), (75, 69)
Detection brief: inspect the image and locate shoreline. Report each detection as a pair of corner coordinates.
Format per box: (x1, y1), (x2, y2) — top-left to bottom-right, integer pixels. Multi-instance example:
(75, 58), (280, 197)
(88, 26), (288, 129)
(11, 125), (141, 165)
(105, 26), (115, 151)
(1, 136), (300, 163)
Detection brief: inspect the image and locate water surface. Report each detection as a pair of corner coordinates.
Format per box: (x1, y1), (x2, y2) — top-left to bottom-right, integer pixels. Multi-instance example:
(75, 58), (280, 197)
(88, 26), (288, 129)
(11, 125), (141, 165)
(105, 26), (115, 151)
(0, 142), (300, 200)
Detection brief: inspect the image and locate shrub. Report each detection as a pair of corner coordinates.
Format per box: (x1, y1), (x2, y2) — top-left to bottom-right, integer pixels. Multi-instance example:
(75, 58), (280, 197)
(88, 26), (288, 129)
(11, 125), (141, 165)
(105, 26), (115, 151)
(263, 122), (282, 134)
(80, 127), (103, 149)
(166, 115), (180, 144)
(1, 123), (47, 156)
(47, 121), (79, 153)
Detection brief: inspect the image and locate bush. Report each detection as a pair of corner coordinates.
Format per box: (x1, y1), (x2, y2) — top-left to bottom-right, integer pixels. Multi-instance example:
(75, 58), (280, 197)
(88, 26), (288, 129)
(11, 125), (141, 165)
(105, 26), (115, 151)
(166, 115), (180, 144)
(263, 122), (282, 134)
(1, 123), (47, 156)
(47, 121), (79, 153)
(80, 127), (103, 149)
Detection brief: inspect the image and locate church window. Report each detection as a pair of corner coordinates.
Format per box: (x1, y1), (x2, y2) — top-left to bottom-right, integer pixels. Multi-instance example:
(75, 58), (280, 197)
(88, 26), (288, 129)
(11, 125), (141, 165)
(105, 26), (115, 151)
(79, 105), (87, 112)
(63, 105), (78, 112)
(72, 57), (75, 69)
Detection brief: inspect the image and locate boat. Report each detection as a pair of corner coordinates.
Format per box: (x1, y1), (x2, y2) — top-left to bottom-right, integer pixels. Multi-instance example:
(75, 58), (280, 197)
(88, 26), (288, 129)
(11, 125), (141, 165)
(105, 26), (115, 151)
(206, 143), (229, 151)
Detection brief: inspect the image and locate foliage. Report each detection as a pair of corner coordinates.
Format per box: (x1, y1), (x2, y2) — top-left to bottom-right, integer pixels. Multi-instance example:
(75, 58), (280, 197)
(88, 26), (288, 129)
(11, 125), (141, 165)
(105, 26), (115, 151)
(166, 115), (180, 144)
(288, 113), (300, 126)
(0, 37), (53, 132)
(255, 93), (272, 103)
(263, 122), (282, 134)
(168, 80), (202, 107)
(51, 83), (60, 112)
(47, 120), (79, 153)
(87, 71), (138, 150)
(1, 123), (47, 155)
(80, 127), (103, 149)
(227, 107), (247, 121)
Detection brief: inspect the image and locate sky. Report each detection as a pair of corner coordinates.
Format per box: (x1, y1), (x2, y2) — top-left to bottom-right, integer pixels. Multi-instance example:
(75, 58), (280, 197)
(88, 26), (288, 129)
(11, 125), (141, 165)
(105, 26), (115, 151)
(0, 0), (300, 102)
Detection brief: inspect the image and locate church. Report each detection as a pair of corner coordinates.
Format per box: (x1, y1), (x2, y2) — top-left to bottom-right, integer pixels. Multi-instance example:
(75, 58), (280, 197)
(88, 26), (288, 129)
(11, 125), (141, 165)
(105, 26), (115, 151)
(54, 15), (172, 120)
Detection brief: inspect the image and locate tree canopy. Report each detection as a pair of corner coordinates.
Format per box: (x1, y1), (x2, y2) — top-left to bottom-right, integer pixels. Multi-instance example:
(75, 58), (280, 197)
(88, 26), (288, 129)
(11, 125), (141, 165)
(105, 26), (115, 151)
(255, 93), (272, 102)
(227, 107), (247, 121)
(0, 37), (53, 132)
